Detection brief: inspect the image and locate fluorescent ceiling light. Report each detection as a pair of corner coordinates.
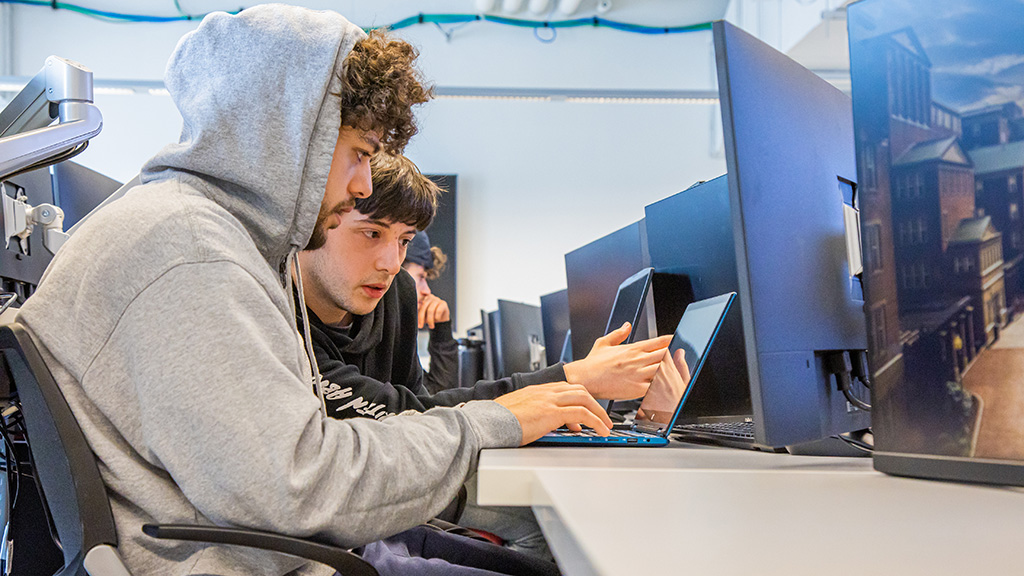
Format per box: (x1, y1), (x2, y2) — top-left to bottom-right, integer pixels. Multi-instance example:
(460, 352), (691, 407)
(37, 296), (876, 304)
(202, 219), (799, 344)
(93, 86), (137, 96)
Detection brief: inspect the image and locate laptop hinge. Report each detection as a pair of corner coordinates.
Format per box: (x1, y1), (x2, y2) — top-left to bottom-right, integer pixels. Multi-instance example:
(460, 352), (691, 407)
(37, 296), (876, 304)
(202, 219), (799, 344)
(633, 423), (665, 435)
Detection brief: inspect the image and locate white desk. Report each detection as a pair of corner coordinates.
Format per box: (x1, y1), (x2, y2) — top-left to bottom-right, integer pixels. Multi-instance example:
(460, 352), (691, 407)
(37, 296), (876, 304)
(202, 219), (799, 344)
(477, 442), (1024, 576)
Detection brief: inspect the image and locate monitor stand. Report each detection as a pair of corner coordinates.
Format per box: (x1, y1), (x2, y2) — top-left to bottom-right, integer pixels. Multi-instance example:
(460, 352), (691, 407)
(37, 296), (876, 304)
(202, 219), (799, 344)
(786, 429), (872, 458)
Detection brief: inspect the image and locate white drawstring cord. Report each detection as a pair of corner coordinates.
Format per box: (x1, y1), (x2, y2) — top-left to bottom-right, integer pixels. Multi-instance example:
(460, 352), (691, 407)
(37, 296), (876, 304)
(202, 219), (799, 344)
(290, 248), (329, 420)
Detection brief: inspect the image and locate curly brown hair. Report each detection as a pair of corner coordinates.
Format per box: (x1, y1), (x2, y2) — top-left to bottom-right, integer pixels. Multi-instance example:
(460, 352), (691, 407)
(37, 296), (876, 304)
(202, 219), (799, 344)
(426, 246), (448, 280)
(339, 29), (433, 154)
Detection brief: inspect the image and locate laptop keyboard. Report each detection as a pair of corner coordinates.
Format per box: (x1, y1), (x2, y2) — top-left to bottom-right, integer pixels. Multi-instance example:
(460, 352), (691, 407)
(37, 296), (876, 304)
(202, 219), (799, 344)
(674, 421), (755, 440)
(552, 429), (654, 438)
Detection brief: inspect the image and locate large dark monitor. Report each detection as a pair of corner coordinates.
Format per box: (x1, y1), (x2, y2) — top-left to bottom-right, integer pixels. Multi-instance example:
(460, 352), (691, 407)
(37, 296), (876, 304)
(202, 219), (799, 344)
(656, 21), (871, 449)
(540, 289), (570, 366)
(2, 161), (119, 303)
(645, 176), (752, 427)
(849, 0), (1024, 484)
(423, 174), (457, 327)
(51, 161), (121, 229)
(565, 220), (650, 360)
(496, 299), (546, 377)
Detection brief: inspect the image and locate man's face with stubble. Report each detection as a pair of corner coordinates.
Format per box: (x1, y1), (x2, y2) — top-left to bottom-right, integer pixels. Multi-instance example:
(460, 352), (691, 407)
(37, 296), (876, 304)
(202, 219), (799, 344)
(305, 126), (381, 250)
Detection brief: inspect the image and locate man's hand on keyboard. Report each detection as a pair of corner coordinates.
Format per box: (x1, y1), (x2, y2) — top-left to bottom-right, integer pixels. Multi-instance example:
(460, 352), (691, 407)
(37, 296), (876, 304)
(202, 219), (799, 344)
(495, 382), (613, 445)
(562, 323), (672, 400)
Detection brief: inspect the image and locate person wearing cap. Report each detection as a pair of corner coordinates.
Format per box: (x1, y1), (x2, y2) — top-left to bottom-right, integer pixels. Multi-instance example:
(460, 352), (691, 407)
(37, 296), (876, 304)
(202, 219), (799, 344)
(403, 230), (460, 393)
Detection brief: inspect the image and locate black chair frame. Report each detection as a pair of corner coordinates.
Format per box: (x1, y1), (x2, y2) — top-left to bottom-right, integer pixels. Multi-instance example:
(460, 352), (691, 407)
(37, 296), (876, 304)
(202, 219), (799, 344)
(0, 321), (377, 576)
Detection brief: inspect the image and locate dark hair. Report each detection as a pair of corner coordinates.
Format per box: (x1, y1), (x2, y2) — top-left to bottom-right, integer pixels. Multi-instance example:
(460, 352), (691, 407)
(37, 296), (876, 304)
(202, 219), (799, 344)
(339, 29), (433, 154)
(355, 153), (440, 230)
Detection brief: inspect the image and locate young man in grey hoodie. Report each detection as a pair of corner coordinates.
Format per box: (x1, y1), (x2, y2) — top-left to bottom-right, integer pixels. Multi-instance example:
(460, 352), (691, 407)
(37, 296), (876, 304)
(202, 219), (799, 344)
(16, 6), (612, 575)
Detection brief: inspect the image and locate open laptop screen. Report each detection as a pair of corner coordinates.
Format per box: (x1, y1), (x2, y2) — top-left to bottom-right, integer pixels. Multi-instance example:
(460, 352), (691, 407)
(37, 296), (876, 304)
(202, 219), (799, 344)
(634, 293), (736, 434)
(604, 268), (654, 344)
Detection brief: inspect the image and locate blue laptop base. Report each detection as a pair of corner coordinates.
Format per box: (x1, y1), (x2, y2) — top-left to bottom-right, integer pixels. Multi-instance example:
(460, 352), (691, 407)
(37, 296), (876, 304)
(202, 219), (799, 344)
(532, 432), (669, 447)
(529, 293), (736, 448)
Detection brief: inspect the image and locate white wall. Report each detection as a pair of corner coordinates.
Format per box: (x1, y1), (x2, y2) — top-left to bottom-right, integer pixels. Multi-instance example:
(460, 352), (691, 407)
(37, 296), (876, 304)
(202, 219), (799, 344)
(3, 0), (829, 333)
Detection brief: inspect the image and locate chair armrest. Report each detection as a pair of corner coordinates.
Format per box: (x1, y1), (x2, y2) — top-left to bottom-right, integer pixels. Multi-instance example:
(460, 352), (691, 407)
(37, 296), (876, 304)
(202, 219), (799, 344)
(142, 524), (378, 576)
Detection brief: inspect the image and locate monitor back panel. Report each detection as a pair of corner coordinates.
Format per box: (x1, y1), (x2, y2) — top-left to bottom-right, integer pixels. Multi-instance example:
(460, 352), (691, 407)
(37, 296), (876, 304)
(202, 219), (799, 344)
(540, 289), (571, 366)
(715, 20), (871, 445)
(51, 161), (121, 229)
(497, 299), (545, 376)
(565, 220), (650, 360)
(645, 176), (752, 425)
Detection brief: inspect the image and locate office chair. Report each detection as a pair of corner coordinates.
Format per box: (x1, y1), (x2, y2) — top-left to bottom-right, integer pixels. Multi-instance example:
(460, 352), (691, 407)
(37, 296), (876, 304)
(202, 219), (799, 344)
(0, 321), (378, 576)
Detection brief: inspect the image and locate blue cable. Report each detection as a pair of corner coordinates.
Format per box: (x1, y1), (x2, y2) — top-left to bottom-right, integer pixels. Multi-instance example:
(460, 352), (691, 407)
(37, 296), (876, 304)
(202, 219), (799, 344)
(0, 1), (713, 35)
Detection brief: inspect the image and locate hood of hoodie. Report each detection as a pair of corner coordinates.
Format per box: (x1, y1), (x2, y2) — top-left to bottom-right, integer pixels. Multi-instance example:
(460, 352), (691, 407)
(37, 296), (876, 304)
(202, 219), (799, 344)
(141, 4), (366, 275)
(319, 306), (383, 357)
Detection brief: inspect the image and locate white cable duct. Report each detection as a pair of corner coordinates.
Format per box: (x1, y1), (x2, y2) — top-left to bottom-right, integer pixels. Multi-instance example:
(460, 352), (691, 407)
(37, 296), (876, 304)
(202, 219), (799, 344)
(0, 5), (13, 78)
(528, 0), (551, 14)
(475, 0), (498, 12)
(557, 0), (584, 16)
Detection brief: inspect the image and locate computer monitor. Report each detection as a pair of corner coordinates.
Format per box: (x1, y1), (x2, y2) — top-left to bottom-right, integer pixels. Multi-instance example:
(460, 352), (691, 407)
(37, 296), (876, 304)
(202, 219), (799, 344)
(565, 220), (650, 360)
(480, 309), (500, 381)
(51, 161), (121, 229)
(649, 21), (871, 449)
(849, 0), (1024, 485)
(645, 176), (752, 427)
(2, 162), (119, 302)
(497, 299), (546, 377)
(540, 289), (571, 365)
(2, 168), (55, 300)
(423, 174), (457, 327)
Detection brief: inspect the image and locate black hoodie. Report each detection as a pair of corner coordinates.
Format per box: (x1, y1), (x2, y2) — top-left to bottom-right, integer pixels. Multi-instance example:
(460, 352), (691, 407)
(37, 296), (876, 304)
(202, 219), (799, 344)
(302, 270), (568, 421)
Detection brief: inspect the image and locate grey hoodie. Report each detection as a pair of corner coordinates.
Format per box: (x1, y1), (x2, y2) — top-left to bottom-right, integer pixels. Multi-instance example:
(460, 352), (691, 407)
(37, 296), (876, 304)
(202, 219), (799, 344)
(17, 6), (521, 575)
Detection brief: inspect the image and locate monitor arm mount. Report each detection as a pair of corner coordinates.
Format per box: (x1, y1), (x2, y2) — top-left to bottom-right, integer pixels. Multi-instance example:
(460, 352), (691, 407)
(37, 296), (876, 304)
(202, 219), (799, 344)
(0, 56), (103, 255)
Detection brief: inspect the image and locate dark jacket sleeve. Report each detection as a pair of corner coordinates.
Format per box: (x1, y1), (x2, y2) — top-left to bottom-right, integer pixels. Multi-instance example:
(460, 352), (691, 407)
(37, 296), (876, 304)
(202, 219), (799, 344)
(313, 325), (567, 420)
(311, 270), (568, 421)
(422, 321), (460, 394)
(424, 362), (567, 408)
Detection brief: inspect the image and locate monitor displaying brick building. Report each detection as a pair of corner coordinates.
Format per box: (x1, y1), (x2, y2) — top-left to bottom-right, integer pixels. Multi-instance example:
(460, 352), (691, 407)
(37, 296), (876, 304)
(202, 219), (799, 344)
(850, 0), (1024, 463)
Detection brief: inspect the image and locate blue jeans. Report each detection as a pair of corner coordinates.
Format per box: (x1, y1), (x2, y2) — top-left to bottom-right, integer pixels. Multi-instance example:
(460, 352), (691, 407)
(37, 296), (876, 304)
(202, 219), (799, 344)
(360, 524), (560, 576)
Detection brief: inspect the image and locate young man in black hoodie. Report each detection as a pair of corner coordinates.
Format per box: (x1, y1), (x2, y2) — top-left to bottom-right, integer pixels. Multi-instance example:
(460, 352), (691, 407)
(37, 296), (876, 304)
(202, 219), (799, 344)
(296, 152), (670, 422)
(295, 153), (672, 558)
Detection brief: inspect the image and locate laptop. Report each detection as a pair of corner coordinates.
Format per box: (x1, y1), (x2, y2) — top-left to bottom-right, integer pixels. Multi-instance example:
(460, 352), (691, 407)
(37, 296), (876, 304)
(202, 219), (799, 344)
(531, 292), (736, 447)
(604, 267), (654, 344)
(597, 268), (654, 414)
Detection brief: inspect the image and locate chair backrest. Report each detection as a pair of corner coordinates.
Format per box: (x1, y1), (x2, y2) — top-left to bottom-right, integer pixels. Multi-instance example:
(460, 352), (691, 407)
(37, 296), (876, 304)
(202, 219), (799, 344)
(0, 322), (119, 574)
